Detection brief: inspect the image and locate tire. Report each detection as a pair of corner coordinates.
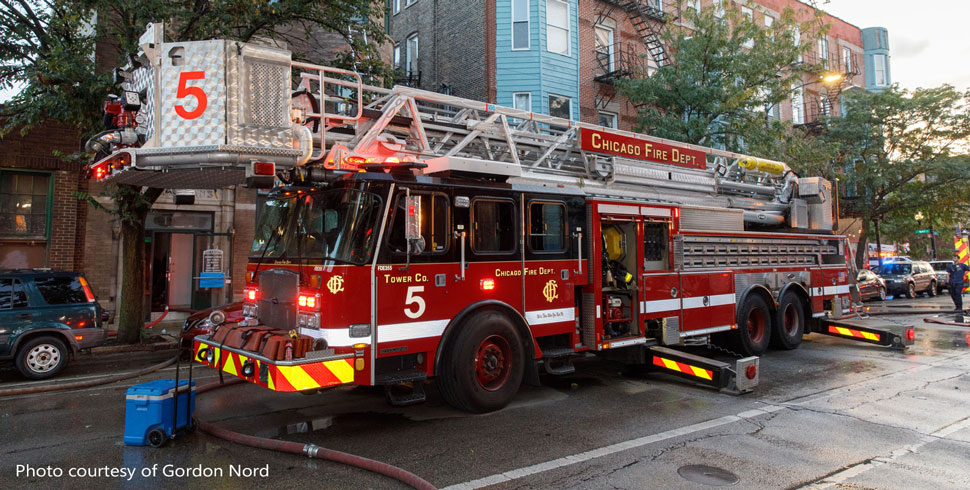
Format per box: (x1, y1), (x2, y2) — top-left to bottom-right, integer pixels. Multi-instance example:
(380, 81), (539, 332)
(877, 287), (887, 301)
(771, 292), (805, 350)
(728, 294), (772, 356)
(928, 282), (937, 297)
(906, 282), (917, 299)
(436, 311), (525, 413)
(15, 336), (68, 380)
(147, 428), (168, 448)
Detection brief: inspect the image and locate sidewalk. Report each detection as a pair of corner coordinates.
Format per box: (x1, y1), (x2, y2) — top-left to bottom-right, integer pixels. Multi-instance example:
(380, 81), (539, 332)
(89, 319), (183, 355)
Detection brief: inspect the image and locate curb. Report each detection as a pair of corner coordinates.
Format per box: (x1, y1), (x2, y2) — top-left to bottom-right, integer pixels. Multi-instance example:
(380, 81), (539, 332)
(88, 341), (179, 355)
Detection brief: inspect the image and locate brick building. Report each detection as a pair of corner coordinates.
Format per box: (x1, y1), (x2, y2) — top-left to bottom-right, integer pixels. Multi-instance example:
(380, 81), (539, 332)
(0, 124), (87, 272)
(387, 0), (892, 131)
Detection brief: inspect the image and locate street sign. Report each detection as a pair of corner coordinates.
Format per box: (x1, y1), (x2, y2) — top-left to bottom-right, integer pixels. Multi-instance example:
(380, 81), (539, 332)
(915, 229), (938, 235)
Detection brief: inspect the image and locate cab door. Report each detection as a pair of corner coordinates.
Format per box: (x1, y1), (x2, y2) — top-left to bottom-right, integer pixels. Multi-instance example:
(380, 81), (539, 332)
(639, 212), (681, 345)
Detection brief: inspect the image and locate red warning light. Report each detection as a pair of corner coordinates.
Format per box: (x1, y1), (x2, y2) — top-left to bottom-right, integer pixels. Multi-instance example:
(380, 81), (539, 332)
(480, 279), (496, 291)
(745, 364), (757, 380)
(906, 327), (915, 342)
(408, 205), (416, 217)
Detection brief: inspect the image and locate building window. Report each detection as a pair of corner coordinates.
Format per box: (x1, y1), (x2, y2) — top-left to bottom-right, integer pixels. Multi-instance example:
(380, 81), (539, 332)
(528, 202), (567, 253)
(0, 170), (50, 239)
(741, 7), (754, 48)
(472, 199), (517, 253)
(649, 0), (662, 10)
(393, 44), (401, 69)
(598, 111), (617, 128)
(874, 54), (888, 86)
(513, 92), (532, 112)
(546, 0), (569, 55)
(548, 94), (571, 119)
(594, 25), (614, 72)
(818, 37), (829, 66)
(512, 0), (530, 50)
(714, 0), (725, 19)
(792, 86), (805, 124)
(792, 25), (801, 62)
(764, 16), (774, 28)
(687, 0), (700, 12)
(842, 46), (852, 73)
(393, 0), (400, 14)
(405, 0), (417, 6)
(405, 34), (418, 76)
(767, 103), (781, 121)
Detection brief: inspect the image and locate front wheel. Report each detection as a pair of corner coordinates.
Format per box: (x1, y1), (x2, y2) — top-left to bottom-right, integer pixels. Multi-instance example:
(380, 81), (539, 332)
(437, 311), (525, 413)
(907, 282), (917, 299)
(877, 287), (887, 301)
(771, 292), (805, 350)
(15, 336), (68, 380)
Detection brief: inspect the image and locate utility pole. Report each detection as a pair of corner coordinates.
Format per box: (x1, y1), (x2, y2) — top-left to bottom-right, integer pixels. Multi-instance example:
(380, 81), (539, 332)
(928, 211), (937, 259)
(874, 218), (882, 268)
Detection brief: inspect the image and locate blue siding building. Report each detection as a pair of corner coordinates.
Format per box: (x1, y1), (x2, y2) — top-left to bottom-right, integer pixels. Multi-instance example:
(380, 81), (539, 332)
(496, 0), (580, 120)
(861, 27), (891, 92)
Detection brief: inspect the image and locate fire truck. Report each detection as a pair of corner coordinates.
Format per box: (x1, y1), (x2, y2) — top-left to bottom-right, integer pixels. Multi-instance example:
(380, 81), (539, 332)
(89, 25), (911, 413)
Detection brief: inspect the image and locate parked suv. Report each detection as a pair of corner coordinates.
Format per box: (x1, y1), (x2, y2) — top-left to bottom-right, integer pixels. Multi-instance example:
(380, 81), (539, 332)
(928, 260), (952, 294)
(0, 270), (108, 379)
(878, 261), (938, 298)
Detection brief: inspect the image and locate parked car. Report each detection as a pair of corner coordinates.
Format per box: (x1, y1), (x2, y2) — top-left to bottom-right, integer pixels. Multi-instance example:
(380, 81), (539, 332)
(928, 260), (952, 294)
(856, 269), (887, 301)
(0, 269), (109, 379)
(180, 302), (244, 349)
(878, 261), (938, 298)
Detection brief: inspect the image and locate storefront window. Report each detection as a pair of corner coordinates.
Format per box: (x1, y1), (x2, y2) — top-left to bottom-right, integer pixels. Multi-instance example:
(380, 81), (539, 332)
(0, 171), (50, 239)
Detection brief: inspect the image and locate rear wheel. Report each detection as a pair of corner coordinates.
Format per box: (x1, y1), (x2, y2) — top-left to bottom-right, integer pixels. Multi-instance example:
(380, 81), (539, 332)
(15, 336), (68, 380)
(771, 292), (805, 350)
(928, 281), (937, 297)
(723, 294), (772, 356)
(437, 311), (525, 413)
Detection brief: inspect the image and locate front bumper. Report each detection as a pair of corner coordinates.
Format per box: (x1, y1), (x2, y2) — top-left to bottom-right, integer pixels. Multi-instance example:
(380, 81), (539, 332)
(193, 335), (356, 392)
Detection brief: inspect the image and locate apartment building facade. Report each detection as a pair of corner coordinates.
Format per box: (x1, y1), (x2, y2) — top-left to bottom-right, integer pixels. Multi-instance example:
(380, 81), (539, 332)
(387, 0), (892, 131)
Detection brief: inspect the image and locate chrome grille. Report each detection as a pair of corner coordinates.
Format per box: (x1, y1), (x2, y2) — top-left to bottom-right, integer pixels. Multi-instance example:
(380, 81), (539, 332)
(257, 268), (299, 330)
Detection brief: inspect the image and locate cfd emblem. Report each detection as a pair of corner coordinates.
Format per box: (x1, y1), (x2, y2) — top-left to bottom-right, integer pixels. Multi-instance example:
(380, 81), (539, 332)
(542, 280), (559, 303)
(327, 275), (345, 294)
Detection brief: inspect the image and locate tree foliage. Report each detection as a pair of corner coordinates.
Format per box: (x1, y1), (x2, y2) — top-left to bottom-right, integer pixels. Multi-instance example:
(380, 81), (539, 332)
(805, 85), (970, 267)
(617, 4), (827, 151)
(1, 0), (389, 343)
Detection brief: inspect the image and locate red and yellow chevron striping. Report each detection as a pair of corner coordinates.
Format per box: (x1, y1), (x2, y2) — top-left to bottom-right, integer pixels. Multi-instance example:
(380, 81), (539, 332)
(956, 236), (969, 292)
(827, 325), (880, 342)
(652, 356), (713, 380)
(194, 342), (355, 392)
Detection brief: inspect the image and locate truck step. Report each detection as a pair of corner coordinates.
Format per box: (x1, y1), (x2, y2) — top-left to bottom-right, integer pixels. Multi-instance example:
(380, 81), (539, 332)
(384, 382), (426, 406)
(375, 369), (428, 385)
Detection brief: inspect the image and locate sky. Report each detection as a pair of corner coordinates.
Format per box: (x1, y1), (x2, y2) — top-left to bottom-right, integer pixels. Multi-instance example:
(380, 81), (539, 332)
(820, 0), (970, 91)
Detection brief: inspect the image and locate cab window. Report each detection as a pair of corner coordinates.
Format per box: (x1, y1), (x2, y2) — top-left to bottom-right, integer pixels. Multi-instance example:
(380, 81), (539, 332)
(528, 201), (566, 253)
(472, 198), (517, 253)
(388, 192), (450, 254)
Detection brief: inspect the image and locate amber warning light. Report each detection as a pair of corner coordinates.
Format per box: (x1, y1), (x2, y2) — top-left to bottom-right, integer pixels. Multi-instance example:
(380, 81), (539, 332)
(481, 279), (495, 291)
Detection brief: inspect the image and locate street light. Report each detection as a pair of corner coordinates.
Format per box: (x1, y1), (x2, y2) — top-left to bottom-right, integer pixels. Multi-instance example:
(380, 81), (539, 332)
(821, 72), (844, 84)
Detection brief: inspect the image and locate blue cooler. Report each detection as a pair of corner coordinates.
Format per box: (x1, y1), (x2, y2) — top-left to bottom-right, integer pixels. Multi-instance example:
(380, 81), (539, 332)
(123, 379), (195, 447)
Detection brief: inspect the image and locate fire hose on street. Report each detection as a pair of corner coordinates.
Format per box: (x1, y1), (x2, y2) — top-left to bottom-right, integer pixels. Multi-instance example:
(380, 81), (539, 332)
(195, 379), (437, 490)
(0, 355), (179, 397)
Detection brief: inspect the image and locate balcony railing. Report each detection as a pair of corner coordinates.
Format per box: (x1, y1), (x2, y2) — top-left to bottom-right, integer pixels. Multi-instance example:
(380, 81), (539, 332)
(593, 42), (642, 83)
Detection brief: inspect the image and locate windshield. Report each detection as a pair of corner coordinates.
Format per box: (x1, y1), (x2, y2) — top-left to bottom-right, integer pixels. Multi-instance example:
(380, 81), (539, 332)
(931, 262), (948, 271)
(250, 196), (298, 258)
(250, 189), (384, 264)
(879, 263), (911, 275)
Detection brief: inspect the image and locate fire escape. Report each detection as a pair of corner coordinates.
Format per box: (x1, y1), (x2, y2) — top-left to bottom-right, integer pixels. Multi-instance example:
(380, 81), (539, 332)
(593, 1), (672, 111)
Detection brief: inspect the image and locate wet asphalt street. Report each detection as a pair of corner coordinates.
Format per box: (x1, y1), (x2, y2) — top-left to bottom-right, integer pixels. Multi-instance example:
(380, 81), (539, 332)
(2, 294), (970, 489)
